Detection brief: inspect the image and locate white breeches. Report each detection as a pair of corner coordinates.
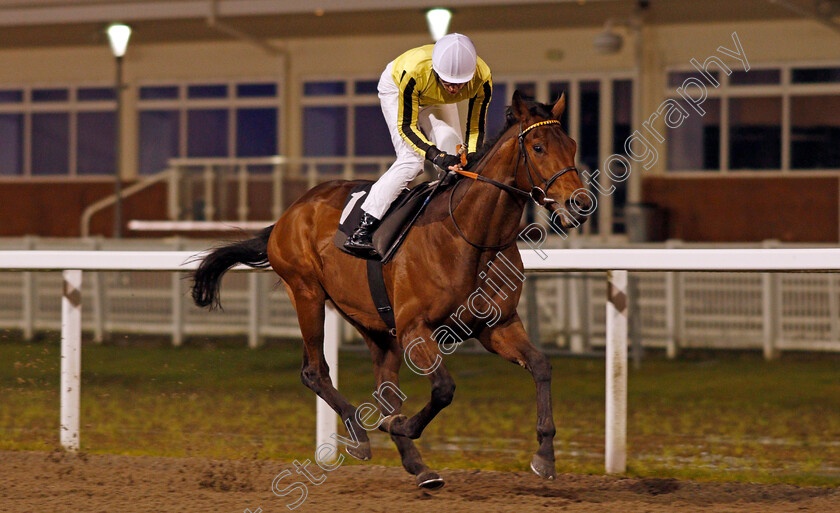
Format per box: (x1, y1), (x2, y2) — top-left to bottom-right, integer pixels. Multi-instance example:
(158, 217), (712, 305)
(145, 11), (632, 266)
(360, 61), (462, 219)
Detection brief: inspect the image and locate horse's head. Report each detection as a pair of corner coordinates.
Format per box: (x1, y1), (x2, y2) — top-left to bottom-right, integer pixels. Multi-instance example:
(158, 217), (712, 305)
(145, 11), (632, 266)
(508, 90), (592, 228)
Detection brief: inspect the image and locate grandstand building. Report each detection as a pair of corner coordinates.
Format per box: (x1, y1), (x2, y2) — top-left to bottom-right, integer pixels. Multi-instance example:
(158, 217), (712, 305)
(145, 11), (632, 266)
(1, 0), (839, 242)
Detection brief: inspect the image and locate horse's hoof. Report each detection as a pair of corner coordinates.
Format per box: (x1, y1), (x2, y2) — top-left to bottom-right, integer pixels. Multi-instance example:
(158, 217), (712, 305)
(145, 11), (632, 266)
(416, 470), (445, 490)
(379, 414), (408, 436)
(345, 441), (372, 461)
(530, 454), (556, 480)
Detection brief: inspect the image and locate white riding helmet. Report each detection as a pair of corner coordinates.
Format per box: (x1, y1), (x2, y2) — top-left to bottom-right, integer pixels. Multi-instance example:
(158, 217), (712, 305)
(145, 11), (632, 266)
(431, 33), (477, 84)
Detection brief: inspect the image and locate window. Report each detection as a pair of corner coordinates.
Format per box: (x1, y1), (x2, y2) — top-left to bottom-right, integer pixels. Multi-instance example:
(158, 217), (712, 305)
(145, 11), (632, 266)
(31, 112), (69, 175)
(666, 64), (840, 172)
(578, 80), (602, 235)
(515, 81), (537, 100)
(667, 98), (720, 171)
(354, 81), (379, 95)
(139, 110), (179, 176)
(140, 86), (178, 100)
(730, 69), (780, 86)
(611, 79), (633, 234)
(187, 84), (227, 99)
(304, 106), (347, 174)
(237, 108), (277, 157)
(304, 81), (346, 96)
(0, 90), (24, 103)
(237, 83), (277, 98)
(187, 109), (229, 157)
(354, 105), (390, 156)
(303, 107), (347, 157)
(486, 75), (634, 236)
(485, 82), (509, 139)
(32, 88), (69, 102)
(579, 81), (601, 176)
(0, 114), (23, 175)
(0, 84), (115, 177)
(301, 78), (392, 176)
(77, 111), (116, 175)
(137, 80), (282, 174)
(792, 66), (840, 84)
(548, 81), (570, 129)
(791, 95), (840, 169)
(669, 71), (719, 88)
(729, 96), (781, 170)
(78, 87), (116, 101)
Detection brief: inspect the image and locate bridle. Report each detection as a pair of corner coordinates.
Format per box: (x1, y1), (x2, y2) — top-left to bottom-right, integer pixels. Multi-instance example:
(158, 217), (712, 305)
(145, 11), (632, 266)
(447, 119), (579, 250)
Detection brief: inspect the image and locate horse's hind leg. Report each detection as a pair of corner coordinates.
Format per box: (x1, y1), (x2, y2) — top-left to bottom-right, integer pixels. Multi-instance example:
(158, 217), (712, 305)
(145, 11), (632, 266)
(289, 284), (372, 461)
(478, 314), (557, 480)
(364, 334), (444, 489)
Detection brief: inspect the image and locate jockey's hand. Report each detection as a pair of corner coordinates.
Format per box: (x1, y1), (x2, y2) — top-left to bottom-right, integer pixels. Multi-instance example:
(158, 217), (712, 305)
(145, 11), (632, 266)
(463, 152), (480, 170)
(426, 146), (461, 171)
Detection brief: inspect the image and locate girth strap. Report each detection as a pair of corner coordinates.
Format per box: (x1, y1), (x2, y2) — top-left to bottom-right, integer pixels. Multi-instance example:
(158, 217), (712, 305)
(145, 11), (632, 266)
(366, 259), (397, 336)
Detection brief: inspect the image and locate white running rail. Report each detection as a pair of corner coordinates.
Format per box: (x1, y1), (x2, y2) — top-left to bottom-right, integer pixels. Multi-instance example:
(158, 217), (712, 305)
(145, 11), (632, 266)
(2, 248), (840, 472)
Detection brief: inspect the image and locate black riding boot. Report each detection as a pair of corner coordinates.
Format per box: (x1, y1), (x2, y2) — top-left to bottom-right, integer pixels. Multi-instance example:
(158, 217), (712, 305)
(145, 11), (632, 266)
(344, 212), (380, 251)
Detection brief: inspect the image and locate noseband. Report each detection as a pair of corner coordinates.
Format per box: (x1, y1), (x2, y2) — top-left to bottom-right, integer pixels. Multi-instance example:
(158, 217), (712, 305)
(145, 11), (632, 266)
(448, 119), (579, 250)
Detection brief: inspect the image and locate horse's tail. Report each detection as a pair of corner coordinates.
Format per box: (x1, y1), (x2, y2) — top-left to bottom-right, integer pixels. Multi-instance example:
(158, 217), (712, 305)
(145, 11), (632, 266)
(191, 225), (274, 309)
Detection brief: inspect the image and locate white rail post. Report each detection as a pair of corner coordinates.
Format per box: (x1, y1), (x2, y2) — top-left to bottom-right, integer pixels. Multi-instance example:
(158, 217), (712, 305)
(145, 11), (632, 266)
(22, 235), (36, 340)
(762, 240), (781, 360)
(664, 240), (683, 359)
(171, 237), (185, 347)
(762, 271), (781, 360)
(582, 272), (592, 351)
(248, 272), (262, 349)
(569, 273), (585, 353)
(60, 270), (83, 452)
(317, 304), (340, 462)
(22, 270), (35, 340)
(555, 274), (566, 348)
(829, 273), (839, 343)
(91, 237), (105, 344)
(605, 269), (628, 474)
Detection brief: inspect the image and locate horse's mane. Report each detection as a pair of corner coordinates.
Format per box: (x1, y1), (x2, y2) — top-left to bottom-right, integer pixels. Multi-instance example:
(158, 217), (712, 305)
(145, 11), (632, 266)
(473, 98), (555, 162)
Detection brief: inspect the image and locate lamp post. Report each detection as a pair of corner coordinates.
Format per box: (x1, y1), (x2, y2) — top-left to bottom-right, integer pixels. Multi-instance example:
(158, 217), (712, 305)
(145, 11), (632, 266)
(425, 8), (452, 42)
(106, 23), (131, 238)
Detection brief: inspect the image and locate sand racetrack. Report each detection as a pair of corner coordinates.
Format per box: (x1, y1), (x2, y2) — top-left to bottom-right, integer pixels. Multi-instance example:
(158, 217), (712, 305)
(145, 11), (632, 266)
(1, 450), (838, 513)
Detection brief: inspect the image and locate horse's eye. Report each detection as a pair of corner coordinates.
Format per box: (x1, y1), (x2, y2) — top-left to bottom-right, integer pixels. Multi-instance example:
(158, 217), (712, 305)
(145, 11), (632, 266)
(533, 144), (544, 154)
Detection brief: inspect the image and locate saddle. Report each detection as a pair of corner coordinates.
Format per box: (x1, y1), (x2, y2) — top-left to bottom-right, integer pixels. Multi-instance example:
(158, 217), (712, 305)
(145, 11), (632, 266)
(334, 174), (457, 264)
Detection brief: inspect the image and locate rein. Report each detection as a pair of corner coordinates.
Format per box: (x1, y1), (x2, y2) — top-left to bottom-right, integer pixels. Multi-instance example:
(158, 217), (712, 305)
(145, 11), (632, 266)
(447, 119), (578, 251)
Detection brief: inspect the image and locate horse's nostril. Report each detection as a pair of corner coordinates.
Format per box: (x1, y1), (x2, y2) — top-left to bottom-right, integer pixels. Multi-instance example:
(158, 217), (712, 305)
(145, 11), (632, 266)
(567, 196), (589, 215)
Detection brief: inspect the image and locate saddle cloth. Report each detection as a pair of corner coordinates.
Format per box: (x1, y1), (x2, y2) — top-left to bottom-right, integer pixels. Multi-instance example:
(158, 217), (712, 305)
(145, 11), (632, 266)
(333, 179), (442, 263)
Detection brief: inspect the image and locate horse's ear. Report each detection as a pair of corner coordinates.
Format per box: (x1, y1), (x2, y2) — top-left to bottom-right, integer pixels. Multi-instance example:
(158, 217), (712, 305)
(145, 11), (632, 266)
(552, 92), (566, 119)
(511, 90), (529, 120)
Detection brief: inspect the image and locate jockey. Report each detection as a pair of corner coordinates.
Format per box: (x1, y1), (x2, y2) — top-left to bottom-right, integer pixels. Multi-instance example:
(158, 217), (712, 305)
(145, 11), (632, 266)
(344, 33), (492, 252)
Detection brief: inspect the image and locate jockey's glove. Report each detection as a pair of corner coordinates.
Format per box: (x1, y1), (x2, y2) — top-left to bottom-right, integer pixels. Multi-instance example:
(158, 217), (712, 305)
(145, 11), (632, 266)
(426, 146), (461, 170)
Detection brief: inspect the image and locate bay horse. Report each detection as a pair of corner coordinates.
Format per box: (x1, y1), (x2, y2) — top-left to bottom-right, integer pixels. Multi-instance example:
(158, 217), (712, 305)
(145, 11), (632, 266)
(191, 91), (591, 489)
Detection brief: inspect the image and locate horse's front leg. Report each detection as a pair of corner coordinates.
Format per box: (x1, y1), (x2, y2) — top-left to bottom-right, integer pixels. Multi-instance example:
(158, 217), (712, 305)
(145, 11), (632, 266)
(478, 314), (556, 479)
(379, 326), (454, 440)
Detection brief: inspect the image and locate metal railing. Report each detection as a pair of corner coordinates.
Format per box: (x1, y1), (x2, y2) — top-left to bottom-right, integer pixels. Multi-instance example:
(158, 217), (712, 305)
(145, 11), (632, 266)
(80, 156), (397, 237)
(168, 155), (395, 221)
